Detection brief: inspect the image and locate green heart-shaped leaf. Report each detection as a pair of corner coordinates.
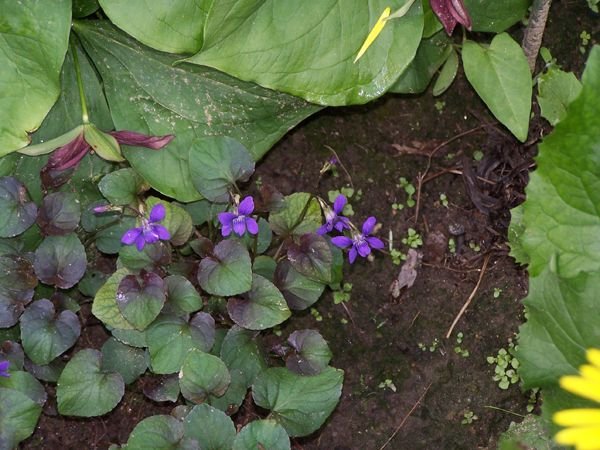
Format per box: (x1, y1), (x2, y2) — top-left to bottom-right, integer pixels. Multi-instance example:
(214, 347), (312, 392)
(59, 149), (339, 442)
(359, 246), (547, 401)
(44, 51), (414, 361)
(99, 168), (149, 206)
(101, 337), (148, 384)
(116, 271), (166, 330)
(233, 420), (291, 450)
(220, 326), (267, 388)
(286, 330), (332, 376)
(183, 404), (236, 450)
(0, 177), (37, 238)
(125, 414), (197, 450)
(275, 260), (325, 311)
(198, 240), (252, 296)
(33, 234), (87, 289)
(36, 192), (81, 236)
(179, 350), (230, 404)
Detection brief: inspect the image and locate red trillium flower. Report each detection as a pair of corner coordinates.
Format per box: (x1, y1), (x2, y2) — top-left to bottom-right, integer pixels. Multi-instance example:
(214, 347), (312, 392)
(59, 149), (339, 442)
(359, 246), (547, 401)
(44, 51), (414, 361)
(430, 0), (472, 36)
(35, 125), (174, 190)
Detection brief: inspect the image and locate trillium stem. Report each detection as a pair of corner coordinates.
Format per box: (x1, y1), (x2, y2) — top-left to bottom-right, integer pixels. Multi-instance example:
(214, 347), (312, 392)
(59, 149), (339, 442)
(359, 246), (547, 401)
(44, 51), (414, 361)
(71, 39), (90, 124)
(522, 0), (552, 73)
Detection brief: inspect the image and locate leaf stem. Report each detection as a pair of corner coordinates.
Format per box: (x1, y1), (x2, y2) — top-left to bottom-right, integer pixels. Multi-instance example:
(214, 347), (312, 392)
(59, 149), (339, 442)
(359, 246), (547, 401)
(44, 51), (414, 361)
(71, 39), (90, 124)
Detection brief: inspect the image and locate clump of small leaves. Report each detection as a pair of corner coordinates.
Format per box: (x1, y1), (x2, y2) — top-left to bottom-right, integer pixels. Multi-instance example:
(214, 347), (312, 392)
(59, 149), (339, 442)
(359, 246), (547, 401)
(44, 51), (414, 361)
(398, 177), (416, 208)
(487, 341), (520, 389)
(580, 30), (591, 54)
(527, 387), (540, 413)
(493, 287), (503, 299)
(333, 282), (352, 304)
(378, 378), (397, 392)
(461, 410), (479, 425)
(419, 338), (440, 353)
(327, 187), (361, 216)
(435, 100), (446, 112)
(390, 248), (407, 265)
(448, 237), (457, 254)
(468, 240), (481, 252)
(454, 332), (470, 358)
(439, 193), (449, 208)
(402, 228), (423, 249)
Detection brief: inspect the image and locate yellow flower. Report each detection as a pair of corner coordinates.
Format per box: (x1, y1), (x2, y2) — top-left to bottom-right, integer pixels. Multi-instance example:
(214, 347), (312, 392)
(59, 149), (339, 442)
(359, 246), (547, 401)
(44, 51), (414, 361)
(554, 348), (600, 450)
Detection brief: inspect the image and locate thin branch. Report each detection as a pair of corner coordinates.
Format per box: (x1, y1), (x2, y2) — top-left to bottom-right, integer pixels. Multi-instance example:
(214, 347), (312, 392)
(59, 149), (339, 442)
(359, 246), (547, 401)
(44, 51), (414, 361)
(522, 0), (553, 73)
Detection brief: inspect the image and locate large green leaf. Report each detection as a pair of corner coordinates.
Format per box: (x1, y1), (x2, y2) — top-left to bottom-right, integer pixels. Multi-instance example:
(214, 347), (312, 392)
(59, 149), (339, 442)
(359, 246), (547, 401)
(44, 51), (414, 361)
(220, 326), (267, 387)
(0, 177), (37, 238)
(232, 420), (291, 450)
(101, 337), (148, 385)
(57, 349), (125, 416)
(116, 271), (166, 331)
(269, 193), (321, 237)
(33, 233), (87, 289)
(462, 33), (531, 142)
(179, 350), (230, 404)
(0, 388), (42, 449)
(183, 404), (236, 450)
(252, 367), (344, 437)
(92, 268), (135, 330)
(464, 0), (531, 33)
(511, 47), (600, 278)
(126, 415), (197, 450)
(0, 0), (71, 154)
(75, 21), (319, 202)
(537, 68), (583, 126)
(99, 0), (211, 54)
(187, 0), (423, 106)
(517, 268), (600, 388)
(198, 240), (252, 296)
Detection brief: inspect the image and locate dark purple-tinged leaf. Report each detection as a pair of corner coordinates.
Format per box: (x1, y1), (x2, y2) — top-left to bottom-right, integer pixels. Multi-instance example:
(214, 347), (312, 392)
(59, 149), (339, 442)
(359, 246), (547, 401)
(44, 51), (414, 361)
(143, 374), (180, 403)
(78, 269), (109, 298)
(227, 274), (291, 331)
(188, 136), (255, 202)
(147, 313), (215, 374)
(274, 261), (325, 311)
(0, 177), (37, 238)
(198, 240), (252, 296)
(36, 192), (81, 236)
(52, 292), (81, 313)
(0, 341), (24, 371)
(287, 233), (333, 283)
(286, 330), (332, 376)
(33, 234), (87, 289)
(23, 358), (65, 383)
(98, 168), (149, 206)
(101, 337), (148, 384)
(116, 271), (166, 330)
(0, 255), (37, 293)
(164, 275), (203, 316)
(220, 326), (267, 388)
(0, 289), (34, 328)
(189, 236), (214, 258)
(209, 368), (246, 414)
(179, 350), (230, 404)
(20, 299), (80, 365)
(40, 133), (89, 190)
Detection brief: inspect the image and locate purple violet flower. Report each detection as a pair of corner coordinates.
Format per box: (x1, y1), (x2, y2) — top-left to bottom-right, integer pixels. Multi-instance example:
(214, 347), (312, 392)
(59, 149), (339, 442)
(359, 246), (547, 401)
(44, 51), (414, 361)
(331, 216), (385, 264)
(430, 0), (472, 36)
(218, 196), (259, 237)
(0, 360), (9, 378)
(121, 204), (171, 251)
(317, 195), (350, 235)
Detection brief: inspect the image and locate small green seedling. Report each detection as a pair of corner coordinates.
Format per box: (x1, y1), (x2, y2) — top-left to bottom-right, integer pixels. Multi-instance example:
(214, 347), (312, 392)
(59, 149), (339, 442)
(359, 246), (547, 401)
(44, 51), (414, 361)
(487, 341), (520, 390)
(454, 332), (470, 358)
(378, 378), (397, 392)
(448, 237), (456, 254)
(473, 150), (484, 161)
(493, 287), (502, 299)
(435, 100), (446, 113)
(439, 193), (449, 208)
(527, 388), (540, 413)
(390, 248), (406, 265)
(398, 177), (416, 207)
(580, 30), (591, 54)
(391, 202), (404, 211)
(402, 228), (423, 248)
(328, 187), (360, 216)
(461, 410), (479, 425)
(310, 307), (323, 322)
(333, 282), (353, 304)
(468, 241), (480, 252)
(418, 338), (440, 353)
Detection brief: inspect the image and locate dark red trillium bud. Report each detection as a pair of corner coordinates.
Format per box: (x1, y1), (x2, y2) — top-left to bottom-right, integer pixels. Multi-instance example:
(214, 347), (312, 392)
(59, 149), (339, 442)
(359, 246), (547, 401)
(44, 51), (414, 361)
(109, 131), (175, 150)
(430, 0), (472, 36)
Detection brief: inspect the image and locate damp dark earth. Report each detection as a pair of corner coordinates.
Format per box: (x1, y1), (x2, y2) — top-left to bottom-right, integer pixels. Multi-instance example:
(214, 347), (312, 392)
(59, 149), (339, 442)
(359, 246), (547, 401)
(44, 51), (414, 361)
(15, 2), (599, 449)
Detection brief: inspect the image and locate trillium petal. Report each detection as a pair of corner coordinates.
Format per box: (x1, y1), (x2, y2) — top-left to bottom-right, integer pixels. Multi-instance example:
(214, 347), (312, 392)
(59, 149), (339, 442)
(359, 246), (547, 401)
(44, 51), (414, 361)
(357, 241), (372, 257)
(449, 0), (472, 30)
(149, 204), (166, 222)
(153, 224), (171, 240)
(333, 195), (347, 214)
(430, 0), (458, 36)
(121, 227), (143, 245)
(348, 247), (358, 264)
(331, 236), (353, 248)
(362, 216), (377, 235)
(367, 236), (385, 250)
(554, 409), (600, 427)
(245, 217), (259, 235)
(233, 218), (246, 236)
(238, 196), (255, 215)
(110, 130), (174, 149)
(41, 133), (90, 189)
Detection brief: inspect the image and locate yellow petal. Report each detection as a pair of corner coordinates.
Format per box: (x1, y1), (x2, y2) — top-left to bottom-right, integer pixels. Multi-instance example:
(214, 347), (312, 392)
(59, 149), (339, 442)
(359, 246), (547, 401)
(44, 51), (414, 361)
(560, 375), (600, 403)
(581, 364), (600, 384)
(354, 7), (391, 63)
(587, 349), (600, 370)
(555, 425), (600, 450)
(554, 408), (600, 426)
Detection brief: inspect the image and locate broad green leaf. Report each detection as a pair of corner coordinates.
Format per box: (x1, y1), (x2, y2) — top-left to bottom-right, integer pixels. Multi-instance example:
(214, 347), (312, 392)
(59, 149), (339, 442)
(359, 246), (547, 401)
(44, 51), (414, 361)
(0, 177), (37, 237)
(0, 388), (42, 449)
(497, 414), (559, 450)
(287, 233), (333, 283)
(164, 275), (203, 315)
(253, 255), (277, 281)
(147, 313), (215, 374)
(73, 0), (99, 18)
(275, 260), (325, 311)
(183, 404), (236, 450)
(116, 271), (166, 330)
(513, 47), (600, 277)
(464, 0), (531, 33)
(36, 192), (81, 236)
(432, 48), (458, 96)
(126, 415), (196, 450)
(269, 193), (321, 237)
(233, 420), (291, 450)
(286, 330), (332, 376)
(0, 255), (36, 328)
(143, 374), (180, 403)
(20, 299), (80, 365)
(0, 371), (47, 406)
(462, 33), (532, 142)
(111, 327), (147, 348)
(179, 350), (230, 404)
(252, 367), (344, 437)
(33, 233), (87, 289)
(220, 326), (267, 387)
(238, 218), (272, 255)
(147, 197), (193, 246)
(537, 68), (583, 126)
(0, 0), (71, 154)
(101, 337), (148, 384)
(57, 349), (125, 416)
(227, 274), (291, 330)
(198, 240), (252, 296)
(75, 21), (319, 202)
(188, 136), (254, 202)
(99, 0), (211, 54)
(208, 368), (246, 414)
(390, 31), (452, 94)
(23, 358), (65, 383)
(117, 241), (172, 272)
(188, 0), (424, 105)
(92, 268), (135, 330)
(517, 268), (600, 388)
(99, 168), (149, 206)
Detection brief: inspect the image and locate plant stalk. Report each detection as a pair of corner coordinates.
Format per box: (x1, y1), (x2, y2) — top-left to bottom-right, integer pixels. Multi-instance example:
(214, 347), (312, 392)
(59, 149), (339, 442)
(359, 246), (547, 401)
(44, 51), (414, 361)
(522, 0), (552, 73)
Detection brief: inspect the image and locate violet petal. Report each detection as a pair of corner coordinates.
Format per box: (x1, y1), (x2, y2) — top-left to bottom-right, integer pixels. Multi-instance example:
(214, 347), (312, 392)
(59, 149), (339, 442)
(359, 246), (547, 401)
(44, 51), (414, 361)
(348, 247), (358, 264)
(357, 241), (372, 258)
(153, 224), (171, 240)
(238, 196), (254, 215)
(149, 204), (166, 223)
(245, 217), (259, 235)
(218, 212), (236, 227)
(362, 216), (377, 235)
(221, 223), (233, 237)
(367, 236), (385, 249)
(331, 236), (352, 248)
(333, 195), (347, 214)
(233, 218), (246, 236)
(121, 228), (143, 245)
(135, 235), (146, 251)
